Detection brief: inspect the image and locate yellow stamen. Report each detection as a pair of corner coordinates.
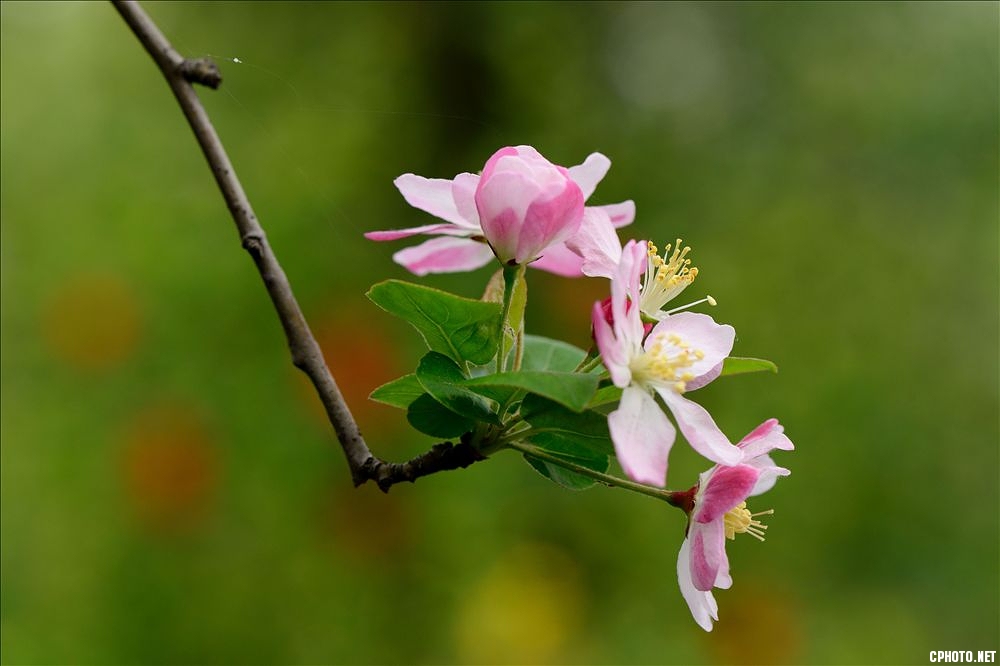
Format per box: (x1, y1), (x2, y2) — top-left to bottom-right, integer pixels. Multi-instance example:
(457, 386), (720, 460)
(723, 501), (774, 542)
(640, 239), (700, 314)
(629, 331), (705, 393)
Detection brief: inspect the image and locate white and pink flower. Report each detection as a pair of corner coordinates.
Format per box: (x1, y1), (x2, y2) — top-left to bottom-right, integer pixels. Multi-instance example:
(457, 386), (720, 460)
(677, 419), (793, 631)
(366, 146), (634, 276)
(592, 239), (742, 487)
(571, 232), (707, 320)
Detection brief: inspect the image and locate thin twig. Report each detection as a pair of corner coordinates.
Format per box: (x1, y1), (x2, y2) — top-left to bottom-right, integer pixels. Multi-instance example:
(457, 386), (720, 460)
(111, 0), (484, 490)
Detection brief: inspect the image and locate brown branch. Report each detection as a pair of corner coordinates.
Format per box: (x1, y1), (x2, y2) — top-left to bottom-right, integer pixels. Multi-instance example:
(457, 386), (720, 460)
(111, 0), (484, 490)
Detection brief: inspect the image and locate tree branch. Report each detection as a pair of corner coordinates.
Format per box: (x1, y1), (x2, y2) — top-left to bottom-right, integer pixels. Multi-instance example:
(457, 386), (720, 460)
(111, 0), (484, 490)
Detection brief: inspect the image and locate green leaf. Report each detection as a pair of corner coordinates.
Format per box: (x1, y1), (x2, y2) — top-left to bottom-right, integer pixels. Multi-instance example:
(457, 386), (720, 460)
(369, 374), (425, 409)
(523, 445), (609, 491)
(464, 370), (598, 412)
(406, 394), (474, 438)
(416, 352), (501, 425)
(587, 384), (623, 409)
(520, 394), (614, 457)
(721, 356), (779, 377)
(520, 335), (588, 372)
(367, 280), (501, 365)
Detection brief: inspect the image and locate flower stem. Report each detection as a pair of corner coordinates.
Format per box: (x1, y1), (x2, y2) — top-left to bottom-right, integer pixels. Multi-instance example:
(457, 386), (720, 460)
(496, 264), (525, 373)
(506, 440), (676, 503)
(571, 346), (598, 372)
(578, 355), (605, 374)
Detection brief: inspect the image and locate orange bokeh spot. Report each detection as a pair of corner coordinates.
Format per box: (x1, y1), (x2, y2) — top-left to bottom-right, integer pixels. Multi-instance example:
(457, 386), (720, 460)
(120, 402), (219, 534)
(707, 579), (803, 664)
(41, 272), (142, 371)
(293, 306), (407, 442)
(319, 481), (412, 562)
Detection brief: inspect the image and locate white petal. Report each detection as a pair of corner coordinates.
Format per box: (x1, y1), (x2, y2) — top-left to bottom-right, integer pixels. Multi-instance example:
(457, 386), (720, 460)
(646, 312), (735, 379)
(364, 223), (474, 241)
(392, 236), (495, 275)
(607, 386), (675, 487)
(660, 391), (742, 465)
(394, 174), (479, 228)
(567, 152), (611, 200)
(592, 200), (635, 228)
(451, 172), (481, 226)
(677, 537), (719, 632)
(566, 208), (623, 279)
(530, 242), (585, 277)
(612, 240), (647, 349)
(747, 453), (791, 496)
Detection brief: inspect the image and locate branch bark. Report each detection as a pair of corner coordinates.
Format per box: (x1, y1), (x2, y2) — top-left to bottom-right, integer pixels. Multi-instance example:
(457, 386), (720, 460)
(111, 0), (484, 490)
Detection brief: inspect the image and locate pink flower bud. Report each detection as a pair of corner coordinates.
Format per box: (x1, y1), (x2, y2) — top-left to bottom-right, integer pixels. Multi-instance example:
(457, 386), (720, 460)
(592, 296), (653, 344)
(474, 146), (585, 266)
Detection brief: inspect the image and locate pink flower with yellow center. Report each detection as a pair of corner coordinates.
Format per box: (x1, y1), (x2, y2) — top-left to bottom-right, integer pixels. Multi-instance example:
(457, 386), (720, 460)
(592, 239), (743, 486)
(675, 419), (793, 631)
(366, 146), (634, 276)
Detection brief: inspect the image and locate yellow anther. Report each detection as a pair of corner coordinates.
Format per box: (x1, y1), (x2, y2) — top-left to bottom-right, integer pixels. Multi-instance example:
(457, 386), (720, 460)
(723, 502), (773, 542)
(628, 331), (700, 393)
(638, 238), (701, 316)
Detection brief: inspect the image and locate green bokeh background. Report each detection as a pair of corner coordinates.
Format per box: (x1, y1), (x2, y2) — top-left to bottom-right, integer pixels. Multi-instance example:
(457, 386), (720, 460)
(2, 2), (997, 664)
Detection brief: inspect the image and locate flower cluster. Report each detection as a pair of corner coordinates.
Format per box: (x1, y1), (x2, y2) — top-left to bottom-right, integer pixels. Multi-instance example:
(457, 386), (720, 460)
(366, 145), (793, 631)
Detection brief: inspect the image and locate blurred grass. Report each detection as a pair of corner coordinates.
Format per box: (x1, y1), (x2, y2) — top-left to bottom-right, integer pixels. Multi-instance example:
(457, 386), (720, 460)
(1, 1), (997, 664)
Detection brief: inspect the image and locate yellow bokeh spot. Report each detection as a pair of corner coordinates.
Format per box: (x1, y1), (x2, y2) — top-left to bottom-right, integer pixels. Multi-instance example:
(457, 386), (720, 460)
(453, 543), (585, 664)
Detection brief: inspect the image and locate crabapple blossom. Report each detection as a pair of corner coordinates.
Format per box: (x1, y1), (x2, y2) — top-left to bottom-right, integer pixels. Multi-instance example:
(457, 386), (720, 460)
(365, 146), (634, 276)
(676, 419), (793, 631)
(570, 232), (710, 320)
(638, 239), (707, 320)
(592, 240), (742, 486)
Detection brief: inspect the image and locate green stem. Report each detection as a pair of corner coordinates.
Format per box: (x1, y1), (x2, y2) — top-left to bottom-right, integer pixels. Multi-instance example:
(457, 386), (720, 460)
(578, 355), (605, 374)
(496, 264), (524, 373)
(571, 347), (597, 372)
(512, 328), (525, 371)
(507, 440), (676, 503)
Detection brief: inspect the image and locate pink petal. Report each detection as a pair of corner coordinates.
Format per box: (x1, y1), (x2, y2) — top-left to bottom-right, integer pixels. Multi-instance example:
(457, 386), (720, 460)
(677, 537), (719, 632)
(566, 208), (623, 279)
(694, 464), (760, 523)
(612, 240), (647, 348)
(530, 242), (585, 277)
(738, 418), (795, 459)
(690, 519), (726, 591)
(392, 236), (495, 276)
(592, 200), (636, 228)
(684, 361), (722, 392)
(646, 312), (735, 379)
(516, 181), (584, 263)
(475, 170), (540, 262)
(748, 455), (791, 496)
(607, 386), (675, 486)
(715, 547), (733, 590)
(479, 146), (521, 182)
(593, 302), (631, 388)
(567, 152), (611, 200)
(394, 174), (480, 228)
(364, 223), (473, 242)
(451, 172), (481, 227)
(659, 391), (742, 465)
